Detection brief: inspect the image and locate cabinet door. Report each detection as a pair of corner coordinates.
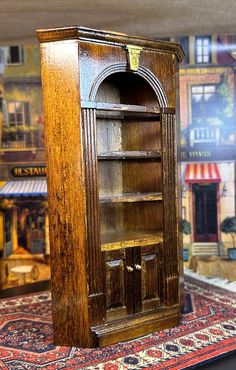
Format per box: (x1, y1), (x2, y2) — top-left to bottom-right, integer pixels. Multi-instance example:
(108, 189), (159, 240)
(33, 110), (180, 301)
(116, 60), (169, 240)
(133, 244), (163, 313)
(103, 249), (133, 321)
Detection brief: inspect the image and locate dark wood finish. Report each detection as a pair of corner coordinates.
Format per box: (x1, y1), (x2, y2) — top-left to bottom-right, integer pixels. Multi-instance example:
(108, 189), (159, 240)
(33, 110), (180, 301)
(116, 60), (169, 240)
(92, 307), (180, 347)
(39, 40), (91, 347)
(37, 26), (183, 347)
(104, 243), (164, 320)
(103, 249), (129, 321)
(139, 244), (163, 312)
(82, 108), (105, 325)
(161, 112), (179, 307)
(37, 26), (185, 62)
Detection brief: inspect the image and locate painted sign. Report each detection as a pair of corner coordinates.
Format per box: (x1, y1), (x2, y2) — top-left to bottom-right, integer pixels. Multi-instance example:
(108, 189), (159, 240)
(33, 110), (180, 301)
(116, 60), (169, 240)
(11, 166), (46, 177)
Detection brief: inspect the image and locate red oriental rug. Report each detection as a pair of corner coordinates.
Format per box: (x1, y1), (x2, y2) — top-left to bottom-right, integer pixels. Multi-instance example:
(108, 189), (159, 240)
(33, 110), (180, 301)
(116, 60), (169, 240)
(0, 276), (236, 369)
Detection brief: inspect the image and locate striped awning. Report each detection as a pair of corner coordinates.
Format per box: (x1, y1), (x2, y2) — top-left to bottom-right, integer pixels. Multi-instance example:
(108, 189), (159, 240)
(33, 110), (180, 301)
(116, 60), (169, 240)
(0, 180), (47, 197)
(185, 163), (221, 183)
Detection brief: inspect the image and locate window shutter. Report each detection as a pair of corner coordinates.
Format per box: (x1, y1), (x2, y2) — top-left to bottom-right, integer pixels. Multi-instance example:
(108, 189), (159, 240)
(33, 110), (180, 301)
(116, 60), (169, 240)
(21, 46), (25, 64)
(24, 102), (30, 126)
(2, 100), (8, 125)
(0, 49), (4, 64)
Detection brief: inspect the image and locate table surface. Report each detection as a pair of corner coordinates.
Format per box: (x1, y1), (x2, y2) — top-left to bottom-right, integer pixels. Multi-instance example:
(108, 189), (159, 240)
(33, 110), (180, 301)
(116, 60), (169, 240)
(11, 265), (33, 274)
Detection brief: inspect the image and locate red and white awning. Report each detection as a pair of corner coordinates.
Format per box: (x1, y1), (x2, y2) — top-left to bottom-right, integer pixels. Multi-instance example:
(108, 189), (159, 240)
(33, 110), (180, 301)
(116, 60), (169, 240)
(185, 163), (221, 183)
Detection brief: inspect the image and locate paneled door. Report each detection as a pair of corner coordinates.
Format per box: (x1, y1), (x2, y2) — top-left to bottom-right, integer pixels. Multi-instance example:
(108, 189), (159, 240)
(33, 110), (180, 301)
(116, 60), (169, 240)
(193, 183), (218, 242)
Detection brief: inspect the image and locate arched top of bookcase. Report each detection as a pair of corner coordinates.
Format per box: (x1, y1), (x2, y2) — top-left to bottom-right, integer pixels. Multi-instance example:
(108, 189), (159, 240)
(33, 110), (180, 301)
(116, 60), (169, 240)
(90, 64), (168, 108)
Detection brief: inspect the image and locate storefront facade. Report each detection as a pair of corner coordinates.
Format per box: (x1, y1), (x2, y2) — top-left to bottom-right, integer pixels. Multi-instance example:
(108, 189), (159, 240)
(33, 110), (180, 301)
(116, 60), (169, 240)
(181, 161), (235, 256)
(179, 35), (236, 258)
(0, 46), (50, 289)
(0, 179), (49, 258)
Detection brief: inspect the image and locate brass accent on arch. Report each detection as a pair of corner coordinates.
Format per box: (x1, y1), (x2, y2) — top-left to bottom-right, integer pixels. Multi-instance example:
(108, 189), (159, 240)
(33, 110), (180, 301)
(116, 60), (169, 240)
(125, 45), (143, 71)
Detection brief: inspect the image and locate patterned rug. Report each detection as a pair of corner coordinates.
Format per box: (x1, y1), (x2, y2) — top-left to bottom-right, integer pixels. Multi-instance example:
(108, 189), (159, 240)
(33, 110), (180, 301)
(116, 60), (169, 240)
(0, 276), (236, 369)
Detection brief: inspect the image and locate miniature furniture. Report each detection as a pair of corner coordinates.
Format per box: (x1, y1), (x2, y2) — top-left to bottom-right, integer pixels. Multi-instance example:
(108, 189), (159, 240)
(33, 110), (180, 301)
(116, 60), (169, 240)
(10, 265), (34, 284)
(5, 264), (20, 287)
(37, 26), (184, 347)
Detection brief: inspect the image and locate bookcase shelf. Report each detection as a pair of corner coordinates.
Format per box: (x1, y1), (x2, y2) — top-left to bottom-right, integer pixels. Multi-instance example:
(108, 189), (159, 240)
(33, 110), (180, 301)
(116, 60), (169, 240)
(98, 151), (161, 160)
(99, 192), (162, 203)
(89, 101), (161, 115)
(101, 230), (163, 251)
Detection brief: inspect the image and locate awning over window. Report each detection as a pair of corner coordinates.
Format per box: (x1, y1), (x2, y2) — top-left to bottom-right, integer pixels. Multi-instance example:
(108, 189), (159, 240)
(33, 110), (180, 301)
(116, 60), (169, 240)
(0, 180), (47, 197)
(185, 163), (221, 183)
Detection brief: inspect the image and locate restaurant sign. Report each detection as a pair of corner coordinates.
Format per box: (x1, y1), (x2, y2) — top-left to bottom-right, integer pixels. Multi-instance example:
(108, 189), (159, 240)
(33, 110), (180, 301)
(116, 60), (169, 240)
(11, 166), (46, 177)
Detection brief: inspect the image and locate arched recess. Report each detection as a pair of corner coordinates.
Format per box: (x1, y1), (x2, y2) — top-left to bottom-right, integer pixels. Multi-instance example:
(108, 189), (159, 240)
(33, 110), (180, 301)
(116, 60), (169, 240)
(89, 63), (168, 108)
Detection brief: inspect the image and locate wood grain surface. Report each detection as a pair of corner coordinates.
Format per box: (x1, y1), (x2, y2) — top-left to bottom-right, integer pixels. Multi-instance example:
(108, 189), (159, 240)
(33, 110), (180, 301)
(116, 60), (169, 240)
(38, 26), (183, 347)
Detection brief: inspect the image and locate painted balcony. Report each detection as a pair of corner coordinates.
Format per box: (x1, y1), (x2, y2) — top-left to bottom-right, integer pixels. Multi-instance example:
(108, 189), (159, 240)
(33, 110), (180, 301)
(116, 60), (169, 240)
(189, 126), (220, 147)
(1, 126), (44, 151)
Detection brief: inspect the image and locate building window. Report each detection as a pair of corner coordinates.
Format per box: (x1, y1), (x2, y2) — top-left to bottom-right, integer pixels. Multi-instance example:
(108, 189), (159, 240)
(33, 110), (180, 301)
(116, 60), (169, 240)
(6, 46), (24, 65)
(195, 36), (211, 63)
(176, 36), (189, 64)
(7, 101), (30, 126)
(191, 85), (216, 124)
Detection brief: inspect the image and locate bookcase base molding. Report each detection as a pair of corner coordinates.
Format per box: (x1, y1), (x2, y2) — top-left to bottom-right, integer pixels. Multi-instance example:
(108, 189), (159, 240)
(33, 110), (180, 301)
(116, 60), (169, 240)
(92, 308), (180, 347)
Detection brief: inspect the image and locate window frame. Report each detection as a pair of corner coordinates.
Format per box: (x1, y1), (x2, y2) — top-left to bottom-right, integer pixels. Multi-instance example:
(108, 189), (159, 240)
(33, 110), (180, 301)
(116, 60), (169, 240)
(7, 101), (30, 126)
(191, 84), (216, 124)
(6, 46), (24, 65)
(195, 36), (211, 64)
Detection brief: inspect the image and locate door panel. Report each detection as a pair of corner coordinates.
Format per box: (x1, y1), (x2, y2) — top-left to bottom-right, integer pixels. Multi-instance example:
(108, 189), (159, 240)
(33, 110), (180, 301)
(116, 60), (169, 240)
(103, 249), (132, 321)
(194, 183), (218, 242)
(104, 244), (163, 321)
(134, 244), (163, 312)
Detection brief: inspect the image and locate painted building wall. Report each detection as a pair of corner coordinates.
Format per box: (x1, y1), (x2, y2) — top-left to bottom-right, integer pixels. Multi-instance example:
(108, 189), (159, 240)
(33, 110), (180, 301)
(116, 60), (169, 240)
(0, 35), (235, 292)
(0, 45), (49, 291)
(179, 35), (236, 262)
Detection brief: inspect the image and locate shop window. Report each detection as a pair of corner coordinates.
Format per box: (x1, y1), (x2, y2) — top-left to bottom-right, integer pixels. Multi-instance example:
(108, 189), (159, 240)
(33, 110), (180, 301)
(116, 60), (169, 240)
(6, 46), (24, 65)
(195, 36), (211, 63)
(7, 101), (30, 126)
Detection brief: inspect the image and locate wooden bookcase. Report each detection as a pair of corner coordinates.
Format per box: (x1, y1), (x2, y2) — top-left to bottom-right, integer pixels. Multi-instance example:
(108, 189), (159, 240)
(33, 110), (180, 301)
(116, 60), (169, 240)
(37, 26), (184, 347)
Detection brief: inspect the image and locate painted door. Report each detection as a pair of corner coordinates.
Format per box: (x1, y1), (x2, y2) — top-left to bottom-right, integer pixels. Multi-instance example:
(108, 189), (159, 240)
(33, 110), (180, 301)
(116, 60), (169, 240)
(193, 183), (218, 242)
